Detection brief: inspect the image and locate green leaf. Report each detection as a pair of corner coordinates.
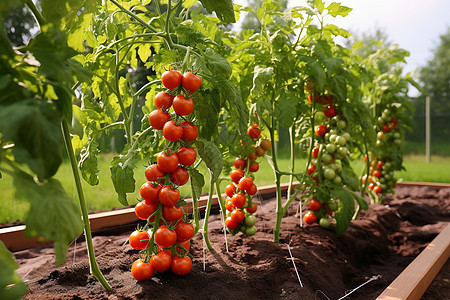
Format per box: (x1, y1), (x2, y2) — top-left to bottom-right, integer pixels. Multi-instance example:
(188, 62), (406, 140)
(79, 135), (100, 186)
(0, 241), (28, 300)
(204, 48), (233, 79)
(0, 99), (63, 181)
(41, 0), (85, 26)
(189, 168), (205, 201)
(340, 157), (360, 190)
(13, 172), (83, 265)
(197, 140), (223, 183)
(326, 2), (352, 17)
(198, 0), (236, 24)
(110, 149), (140, 205)
(275, 92), (297, 129)
(331, 187), (355, 236)
(251, 66), (273, 96)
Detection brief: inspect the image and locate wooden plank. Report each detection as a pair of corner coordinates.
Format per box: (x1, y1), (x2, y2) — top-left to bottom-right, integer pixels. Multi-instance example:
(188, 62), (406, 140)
(397, 181), (450, 189)
(377, 223), (450, 300)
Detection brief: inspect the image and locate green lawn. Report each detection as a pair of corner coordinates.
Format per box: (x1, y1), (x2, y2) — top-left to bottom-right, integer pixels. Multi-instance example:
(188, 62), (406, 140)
(1, 154), (449, 223)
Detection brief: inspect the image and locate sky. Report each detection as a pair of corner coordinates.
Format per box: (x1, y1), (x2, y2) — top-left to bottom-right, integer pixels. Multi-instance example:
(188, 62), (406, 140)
(233, 0), (450, 95)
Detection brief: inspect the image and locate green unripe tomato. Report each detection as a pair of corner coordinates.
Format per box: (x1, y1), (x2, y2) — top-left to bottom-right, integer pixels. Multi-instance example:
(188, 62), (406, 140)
(337, 120), (347, 129)
(324, 168), (336, 180)
(327, 201), (339, 211)
(329, 128), (338, 135)
(240, 224), (247, 232)
(322, 153), (333, 164)
(332, 175), (342, 184)
(244, 214), (257, 227)
(319, 218), (331, 228)
(342, 132), (351, 142)
(376, 140), (383, 147)
(394, 139), (402, 145)
(393, 132), (401, 139)
(334, 163), (342, 173)
(326, 143), (337, 154)
(329, 134), (338, 143)
(336, 136), (347, 146)
(324, 132), (331, 141)
(245, 226), (257, 236)
(337, 146), (348, 157)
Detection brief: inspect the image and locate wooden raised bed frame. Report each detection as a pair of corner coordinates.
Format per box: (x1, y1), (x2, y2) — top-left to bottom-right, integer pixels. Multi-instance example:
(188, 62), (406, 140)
(1, 181), (449, 299)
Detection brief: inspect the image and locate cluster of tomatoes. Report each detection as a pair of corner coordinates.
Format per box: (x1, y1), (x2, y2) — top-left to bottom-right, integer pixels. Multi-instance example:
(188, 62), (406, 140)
(362, 108), (401, 199)
(129, 69), (201, 281)
(362, 156), (397, 197)
(304, 94), (352, 228)
(223, 124), (272, 236)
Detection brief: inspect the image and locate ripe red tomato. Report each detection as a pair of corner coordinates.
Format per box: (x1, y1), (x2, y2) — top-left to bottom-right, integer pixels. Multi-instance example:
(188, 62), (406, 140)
(181, 72), (201, 92)
(372, 170), (382, 178)
(238, 176), (253, 191)
(162, 205), (183, 222)
(131, 259), (153, 281)
(171, 256), (192, 276)
(234, 158), (246, 170)
(175, 221), (194, 242)
(177, 147), (197, 166)
(155, 225), (177, 248)
(308, 94), (319, 103)
(249, 161), (259, 172)
(377, 131), (384, 139)
(230, 209), (245, 224)
(323, 105), (337, 118)
(225, 199), (234, 212)
(129, 230), (149, 250)
(320, 95), (334, 106)
(308, 199), (321, 211)
(150, 250), (172, 273)
(135, 201), (158, 221)
(145, 164), (165, 183)
(163, 120), (183, 142)
(159, 185), (180, 207)
(304, 211), (317, 224)
(176, 240), (190, 255)
(154, 91), (174, 110)
(305, 80), (315, 93)
(180, 121), (198, 142)
(170, 166), (189, 186)
(315, 125), (327, 137)
(161, 70), (182, 90)
(157, 150), (179, 173)
(368, 182), (375, 190)
(230, 169), (244, 184)
(225, 184), (236, 198)
(382, 125), (391, 133)
(140, 181), (161, 204)
(245, 184), (256, 196)
(173, 95), (194, 116)
(225, 217), (238, 229)
(248, 152), (257, 161)
(376, 161), (385, 169)
(307, 164), (317, 175)
(248, 125), (261, 139)
(231, 193), (246, 208)
(373, 185), (382, 194)
(148, 109), (170, 130)
(246, 203), (257, 214)
(311, 146), (320, 158)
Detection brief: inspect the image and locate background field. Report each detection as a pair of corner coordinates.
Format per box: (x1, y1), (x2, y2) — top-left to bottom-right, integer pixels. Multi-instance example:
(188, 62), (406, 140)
(1, 154), (449, 223)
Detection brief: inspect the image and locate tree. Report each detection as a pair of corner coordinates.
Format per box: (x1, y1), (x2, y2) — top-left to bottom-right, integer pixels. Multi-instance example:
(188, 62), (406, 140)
(417, 26), (450, 143)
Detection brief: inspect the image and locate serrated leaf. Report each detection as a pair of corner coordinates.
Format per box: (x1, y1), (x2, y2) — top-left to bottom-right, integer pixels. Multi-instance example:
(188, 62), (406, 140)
(110, 149), (140, 205)
(137, 45), (152, 63)
(197, 140), (223, 183)
(340, 158), (360, 191)
(251, 66), (273, 96)
(0, 241), (28, 300)
(331, 187), (355, 236)
(0, 99), (63, 181)
(275, 92), (297, 129)
(198, 0), (236, 23)
(13, 172), (83, 265)
(204, 48), (233, 78)
(79, 136), (100, 186)
(326, 2), (352, 17)
(189, 168), (205, 201)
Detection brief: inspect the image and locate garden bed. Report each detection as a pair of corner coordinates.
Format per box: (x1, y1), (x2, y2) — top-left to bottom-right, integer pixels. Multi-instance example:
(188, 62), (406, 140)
(10, 184), (450, 299)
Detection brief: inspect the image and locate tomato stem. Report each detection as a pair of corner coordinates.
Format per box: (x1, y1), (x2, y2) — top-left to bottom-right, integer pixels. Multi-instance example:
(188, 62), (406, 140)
(286, 121), (296, 200)
(61, 120), (111, 291)
(202, 171), (214, 250)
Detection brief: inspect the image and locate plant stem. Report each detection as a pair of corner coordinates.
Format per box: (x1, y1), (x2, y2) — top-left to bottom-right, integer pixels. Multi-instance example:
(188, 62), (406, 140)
(61, 120), (111, 291)
(215, 181), (227, 220)
(108, 0), (158, 32)
(190, 180), (200, 235)
(287, 122), (296, 200)
(202, 171), (214, 250)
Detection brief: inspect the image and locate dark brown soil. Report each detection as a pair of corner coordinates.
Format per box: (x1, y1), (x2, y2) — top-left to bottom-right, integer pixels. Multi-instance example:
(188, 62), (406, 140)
(13, 185), (450, 299)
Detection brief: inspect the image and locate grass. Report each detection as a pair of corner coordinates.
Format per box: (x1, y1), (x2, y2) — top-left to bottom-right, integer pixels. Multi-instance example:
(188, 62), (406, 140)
(1, 154), (449, 223)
